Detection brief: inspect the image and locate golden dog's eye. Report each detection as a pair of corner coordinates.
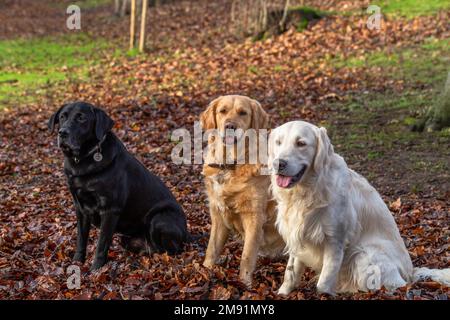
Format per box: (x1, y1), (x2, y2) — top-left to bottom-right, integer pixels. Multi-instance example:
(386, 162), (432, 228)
(239, 111), (247, 116)
(296, 140), (306, 147)
(219, 109), (226, 114)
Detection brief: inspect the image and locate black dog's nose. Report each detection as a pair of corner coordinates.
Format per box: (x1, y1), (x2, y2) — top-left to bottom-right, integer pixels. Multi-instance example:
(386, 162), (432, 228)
(58, 128), (69, 138)
(274, 159), (288, 173)
(225, 122), (236, 130)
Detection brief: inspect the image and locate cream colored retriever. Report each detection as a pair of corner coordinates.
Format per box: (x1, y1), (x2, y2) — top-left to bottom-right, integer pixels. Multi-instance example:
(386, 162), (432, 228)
(268, 120), (450, 295)
(201, 95), (284, 286)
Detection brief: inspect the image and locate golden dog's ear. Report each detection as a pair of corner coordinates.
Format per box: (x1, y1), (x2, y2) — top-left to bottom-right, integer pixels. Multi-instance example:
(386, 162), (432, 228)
(313, 127), (334, 172)
(250, 100), (270, 129)
(267, 129), (276, 165)
(200, 97), (221, 130)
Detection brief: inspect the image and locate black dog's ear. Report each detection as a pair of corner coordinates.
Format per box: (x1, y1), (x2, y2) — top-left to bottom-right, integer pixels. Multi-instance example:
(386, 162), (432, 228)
(48, 104), (67, 133)
(93, 107), (114, 140)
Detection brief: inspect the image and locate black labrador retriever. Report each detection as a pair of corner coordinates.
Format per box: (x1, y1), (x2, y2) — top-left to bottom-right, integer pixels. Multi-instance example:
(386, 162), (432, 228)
(48, 101), (189, 270)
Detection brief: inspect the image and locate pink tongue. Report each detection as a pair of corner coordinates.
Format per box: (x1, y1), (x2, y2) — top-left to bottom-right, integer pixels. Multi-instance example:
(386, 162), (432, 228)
(276, 175), (293, 188)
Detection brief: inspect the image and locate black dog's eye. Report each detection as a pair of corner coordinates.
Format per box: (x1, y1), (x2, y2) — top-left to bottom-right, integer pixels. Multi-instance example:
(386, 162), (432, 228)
(60, 113), (67, 121)
(239, 110), (247, 116)
(76, 114), (87, 122)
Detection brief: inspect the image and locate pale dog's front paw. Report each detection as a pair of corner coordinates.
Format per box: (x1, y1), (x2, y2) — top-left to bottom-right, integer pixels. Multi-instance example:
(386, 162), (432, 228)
(277, 283), (294, 296)
(239, 270), (253, 288)
(316, 282), (336, 296)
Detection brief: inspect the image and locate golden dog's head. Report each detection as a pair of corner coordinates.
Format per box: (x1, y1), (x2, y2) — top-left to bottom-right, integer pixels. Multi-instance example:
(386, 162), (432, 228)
(200, 95), (269, 145)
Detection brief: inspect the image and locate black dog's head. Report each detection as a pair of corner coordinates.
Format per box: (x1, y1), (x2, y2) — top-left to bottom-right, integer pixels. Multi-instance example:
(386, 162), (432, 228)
(48, 102), (114, 158)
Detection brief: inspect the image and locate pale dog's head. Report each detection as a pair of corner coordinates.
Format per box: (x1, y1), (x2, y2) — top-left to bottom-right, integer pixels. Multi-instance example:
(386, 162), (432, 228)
(268, 121), (333, 188)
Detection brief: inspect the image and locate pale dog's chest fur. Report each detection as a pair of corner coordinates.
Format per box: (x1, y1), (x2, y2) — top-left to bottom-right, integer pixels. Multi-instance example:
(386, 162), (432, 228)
(275, 194), (326, 272)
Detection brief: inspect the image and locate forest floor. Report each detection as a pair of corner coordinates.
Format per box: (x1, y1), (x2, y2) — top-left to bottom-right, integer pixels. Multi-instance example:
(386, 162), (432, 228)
(0, 0), (449, 299)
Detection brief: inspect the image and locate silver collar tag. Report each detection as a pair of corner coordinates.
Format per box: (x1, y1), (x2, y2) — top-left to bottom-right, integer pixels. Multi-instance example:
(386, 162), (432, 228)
(93, 152), (103, 162)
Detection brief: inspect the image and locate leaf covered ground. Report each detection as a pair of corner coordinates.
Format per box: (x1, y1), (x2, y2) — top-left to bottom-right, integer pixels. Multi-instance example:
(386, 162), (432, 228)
(0, 0), (449, 300)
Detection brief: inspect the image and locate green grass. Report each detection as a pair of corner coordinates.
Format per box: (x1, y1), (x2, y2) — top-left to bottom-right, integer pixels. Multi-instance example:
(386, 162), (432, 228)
(0, 34), (108, 70)
(73, 0), (112, 9)
(331, 38), (449, 85)
(0, 34), (111, 107)
(248, 66), (260, 75)
(327, 88), (449, 170)
(325, 35), (450, 175)
(274, 65), (285, 72)
(322, 0), (450, 18)
(374, 0), (450, 18)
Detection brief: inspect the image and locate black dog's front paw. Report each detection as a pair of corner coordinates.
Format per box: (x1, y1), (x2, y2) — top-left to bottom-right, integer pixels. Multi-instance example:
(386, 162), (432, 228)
(90, 258), (107, 271)
(73, 252), (86, 263)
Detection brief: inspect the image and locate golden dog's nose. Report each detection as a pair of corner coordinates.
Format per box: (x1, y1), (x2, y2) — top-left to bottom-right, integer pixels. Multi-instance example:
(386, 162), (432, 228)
(225, 122), (237, 130)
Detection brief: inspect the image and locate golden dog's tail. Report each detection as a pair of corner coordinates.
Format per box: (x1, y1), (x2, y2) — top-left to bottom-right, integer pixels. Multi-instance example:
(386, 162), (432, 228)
(413, 267), (450, 286)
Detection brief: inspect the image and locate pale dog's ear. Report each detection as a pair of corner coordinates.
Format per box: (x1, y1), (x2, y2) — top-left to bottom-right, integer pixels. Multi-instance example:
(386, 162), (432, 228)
(313, 127), (334, 172)
(200, 97), (221, 130)
(250, 99), (270, 129)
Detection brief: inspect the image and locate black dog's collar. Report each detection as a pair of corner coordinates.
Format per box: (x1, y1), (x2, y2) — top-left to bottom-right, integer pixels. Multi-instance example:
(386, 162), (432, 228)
(73, 134), (107, 164)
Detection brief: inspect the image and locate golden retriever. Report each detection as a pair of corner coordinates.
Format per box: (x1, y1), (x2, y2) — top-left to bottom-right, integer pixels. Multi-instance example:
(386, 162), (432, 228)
(268, 120), (450, 295)
(201, 95), (284, 286)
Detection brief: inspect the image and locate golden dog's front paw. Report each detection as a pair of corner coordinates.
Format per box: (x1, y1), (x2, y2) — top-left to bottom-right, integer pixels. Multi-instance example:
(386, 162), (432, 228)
(203, 260), (214, 269)
(241, 278), (253, 288)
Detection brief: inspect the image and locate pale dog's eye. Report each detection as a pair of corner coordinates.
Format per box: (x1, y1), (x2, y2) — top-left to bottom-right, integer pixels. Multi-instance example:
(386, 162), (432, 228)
(296, 140), (306, 147)
(275, 139), (281, 146)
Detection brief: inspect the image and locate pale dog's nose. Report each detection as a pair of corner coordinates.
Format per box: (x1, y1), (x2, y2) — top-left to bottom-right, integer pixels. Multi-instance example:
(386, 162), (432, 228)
(273, 158), (288, 173)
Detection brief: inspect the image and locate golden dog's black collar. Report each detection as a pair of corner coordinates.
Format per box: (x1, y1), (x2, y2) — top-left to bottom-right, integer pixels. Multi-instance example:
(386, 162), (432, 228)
(208, 163), (237, 170)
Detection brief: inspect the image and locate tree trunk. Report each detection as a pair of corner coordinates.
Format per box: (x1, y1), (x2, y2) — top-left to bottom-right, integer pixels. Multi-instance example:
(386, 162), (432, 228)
(120, 0), (128, 17)
(231, 0), (237, 23)
(129, 0), (136, 50)
(139, 0), (149, 52)
(279, 0), (290, 31)
(114, 0), (120, 15)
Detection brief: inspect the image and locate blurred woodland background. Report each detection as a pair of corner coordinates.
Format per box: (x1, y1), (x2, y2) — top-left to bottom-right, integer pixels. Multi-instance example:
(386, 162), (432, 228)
(0, 0), (449, 300)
